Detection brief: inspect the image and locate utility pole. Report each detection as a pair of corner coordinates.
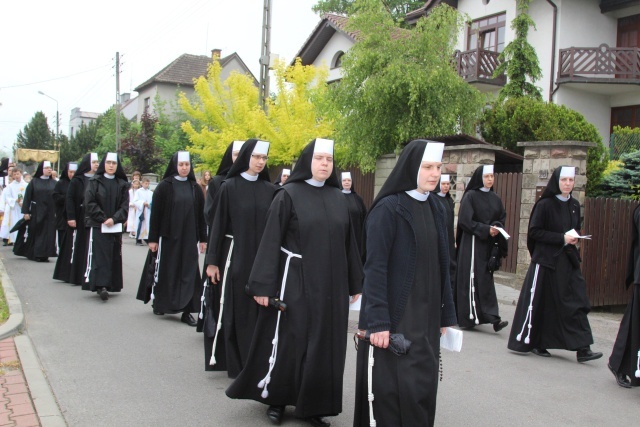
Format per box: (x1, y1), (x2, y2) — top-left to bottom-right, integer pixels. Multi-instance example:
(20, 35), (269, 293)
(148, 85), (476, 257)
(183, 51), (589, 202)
(37, 90), (60, 174)
(259, 0), (272, 111)
(115, 52), (121, 154)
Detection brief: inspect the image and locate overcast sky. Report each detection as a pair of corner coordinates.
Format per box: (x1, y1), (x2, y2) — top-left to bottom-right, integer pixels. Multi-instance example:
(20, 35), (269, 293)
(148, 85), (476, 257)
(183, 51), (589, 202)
(0, 0), (322, 155)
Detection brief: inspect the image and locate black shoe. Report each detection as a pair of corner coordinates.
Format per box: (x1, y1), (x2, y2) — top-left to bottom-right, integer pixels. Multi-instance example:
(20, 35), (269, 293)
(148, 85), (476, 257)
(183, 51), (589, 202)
(266, 405), (285, 425)
(99, 287), (109, 301)
(531, 348), (551, 357)
(608, 363), (632, 388)
(2, 242), (7, 247)
(493, 320), (508, 332)
(306, 416), (330, 427)
(153, 308), (164, 315)
(576, 347), (603, 363)
(35, 257), (49, 262)
(136, 241), (143, 246)
(181, 312), (197, 327)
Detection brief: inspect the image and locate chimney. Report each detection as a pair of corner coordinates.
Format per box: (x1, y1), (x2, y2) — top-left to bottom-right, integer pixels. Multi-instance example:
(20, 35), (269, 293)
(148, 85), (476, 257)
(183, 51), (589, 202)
(211, 48), (222, 61)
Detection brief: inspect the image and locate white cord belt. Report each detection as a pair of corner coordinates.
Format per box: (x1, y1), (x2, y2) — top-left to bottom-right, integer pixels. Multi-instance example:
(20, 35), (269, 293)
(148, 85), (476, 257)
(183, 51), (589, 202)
(468, 235), (479, 324)
(257, 246), (302, 398)
(70, 229), (77, 264)
(516, 264), (540, 344)
(151, 237), (163, 300)
(84, 227), (94, 283)
(209, 235), (234, 366)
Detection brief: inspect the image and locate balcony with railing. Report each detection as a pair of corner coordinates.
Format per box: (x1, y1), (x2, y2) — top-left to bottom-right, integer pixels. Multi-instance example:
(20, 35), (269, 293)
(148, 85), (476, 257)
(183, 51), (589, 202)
(557, 44), (640, 93)
(454, 48), (505, 91)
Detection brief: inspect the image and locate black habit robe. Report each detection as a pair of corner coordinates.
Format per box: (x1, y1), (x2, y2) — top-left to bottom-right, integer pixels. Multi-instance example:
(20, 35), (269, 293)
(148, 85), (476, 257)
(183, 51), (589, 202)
(53, 164), (74, 282)
(508, 167), (593, 352)
(198, 144), (234, 334)
(14, 162), (57, 261)
(203, 139), (275, 376)
(433, 184), (457, 301)
(66, 155), (94, 286)
(609, 204), (640, 386)
(342, 190), (367, 258)
(353, 140), (457, 427)
(455, 167), (507, 328)
(82, 159), (129, 293)
(138, 153), (207, 314)
(226, 139), (363, 419)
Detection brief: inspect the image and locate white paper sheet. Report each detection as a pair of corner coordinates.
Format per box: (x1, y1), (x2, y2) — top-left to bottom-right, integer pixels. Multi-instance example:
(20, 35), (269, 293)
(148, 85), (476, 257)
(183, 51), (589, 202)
(101, 223), (123, 233)
(440, 328), (463, 352)
(565, 229), (591, 240)
(493, 226), (510, 240)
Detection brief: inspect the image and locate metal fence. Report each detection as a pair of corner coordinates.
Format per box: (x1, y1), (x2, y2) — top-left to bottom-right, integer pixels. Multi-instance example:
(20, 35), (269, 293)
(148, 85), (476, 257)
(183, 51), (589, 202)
(609, 132), (640, 160)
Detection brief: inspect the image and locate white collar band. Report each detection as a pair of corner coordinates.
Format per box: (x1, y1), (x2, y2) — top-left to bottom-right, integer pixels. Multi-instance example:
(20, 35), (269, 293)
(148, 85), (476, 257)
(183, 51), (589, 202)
(406, 189), (429, 201)
(241, 172), (259, 181)
(305, 178), (325, 187)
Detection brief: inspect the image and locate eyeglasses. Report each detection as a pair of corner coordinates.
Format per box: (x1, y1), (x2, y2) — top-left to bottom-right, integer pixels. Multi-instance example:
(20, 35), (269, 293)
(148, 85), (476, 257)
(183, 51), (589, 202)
(251, 155), (269, 161)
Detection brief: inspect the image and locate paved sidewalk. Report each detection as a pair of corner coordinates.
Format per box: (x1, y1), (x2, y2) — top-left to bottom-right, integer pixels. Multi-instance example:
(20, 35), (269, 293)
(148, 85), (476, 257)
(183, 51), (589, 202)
(0, 338), (39, 427)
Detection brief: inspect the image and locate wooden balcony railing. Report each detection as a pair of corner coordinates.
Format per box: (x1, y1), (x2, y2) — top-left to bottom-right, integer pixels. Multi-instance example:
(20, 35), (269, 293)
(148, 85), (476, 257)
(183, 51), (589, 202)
(454, 48), (506, 86)
(558, 44), (640, 81)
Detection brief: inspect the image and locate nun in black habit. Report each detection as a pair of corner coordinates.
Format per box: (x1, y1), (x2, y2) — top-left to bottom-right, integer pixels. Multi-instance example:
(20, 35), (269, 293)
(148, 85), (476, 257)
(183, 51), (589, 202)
(204, 139), (275, 377)
(14, 160), (57, 262)
(140, 151), (207, 325)
(52, 162), (77, 282)
(203, 141), (239, 227)
(432, 174), (457, 299)
(226, 138), (363, 427)
(455, 165), (509, 331)
(66, 153), (99, 286)
(198, 141), (236, 334)
(353, 140), (457, 427)
(609, 203), (640, 387)
(508, 166), (602, 362)
(82, 153), (129, 301)
(341, 171), (367, 257)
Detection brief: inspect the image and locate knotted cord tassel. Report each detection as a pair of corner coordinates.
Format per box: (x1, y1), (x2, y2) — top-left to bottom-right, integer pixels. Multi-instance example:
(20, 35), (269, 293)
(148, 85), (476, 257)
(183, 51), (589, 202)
(84, 227), (94, 283)
(368, 345), (376, 427)
(151, 237), (162, 301)
(210, 235), (234, 366)
(636, 350), (640, 378)
(516, 264), (540, 344)
(257, 247), (301, 398)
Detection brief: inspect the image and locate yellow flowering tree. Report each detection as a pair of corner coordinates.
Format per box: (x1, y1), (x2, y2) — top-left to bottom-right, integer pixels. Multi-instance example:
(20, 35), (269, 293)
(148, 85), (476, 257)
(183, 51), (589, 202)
(179, 57), (334, 172)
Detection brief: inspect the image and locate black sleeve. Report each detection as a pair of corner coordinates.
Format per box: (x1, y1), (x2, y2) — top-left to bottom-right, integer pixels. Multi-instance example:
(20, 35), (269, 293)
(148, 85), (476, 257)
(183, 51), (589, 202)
(246, 190), (293, 297)
(194, 182), (207, 243)
(84, 179), (106, 224)
(21, 182), (34, 215)
(65, 180), (80, 221)
(205, 182), (230, 267)
(148, 181), (167, 243)
(111, 181), (130, 224)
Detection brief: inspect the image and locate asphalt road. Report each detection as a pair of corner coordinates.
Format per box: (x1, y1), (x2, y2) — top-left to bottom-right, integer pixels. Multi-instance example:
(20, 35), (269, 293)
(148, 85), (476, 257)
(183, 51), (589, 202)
(1, 238), (639, 426)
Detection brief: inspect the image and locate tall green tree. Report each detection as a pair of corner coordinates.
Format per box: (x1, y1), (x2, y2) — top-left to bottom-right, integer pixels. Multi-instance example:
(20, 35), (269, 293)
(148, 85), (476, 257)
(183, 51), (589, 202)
(331, 1), (484, 170)
(66, 120), (101, 163)
(121, 111), (165, 174)
(494, 0), (542, 101)
(14, 111), (53, 151)
(153, 93), (192, 163)
(312, 0), (424, 21)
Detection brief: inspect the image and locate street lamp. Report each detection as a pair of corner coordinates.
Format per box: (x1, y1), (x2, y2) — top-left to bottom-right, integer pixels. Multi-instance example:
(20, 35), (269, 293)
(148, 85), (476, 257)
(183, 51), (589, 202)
(37, 91), (60, 174)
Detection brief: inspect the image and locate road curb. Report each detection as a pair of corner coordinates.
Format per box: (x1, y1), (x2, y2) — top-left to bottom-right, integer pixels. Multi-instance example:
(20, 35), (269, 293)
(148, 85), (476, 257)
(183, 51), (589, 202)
(0, 259), (25, 341)
(0, 258), (67, 426)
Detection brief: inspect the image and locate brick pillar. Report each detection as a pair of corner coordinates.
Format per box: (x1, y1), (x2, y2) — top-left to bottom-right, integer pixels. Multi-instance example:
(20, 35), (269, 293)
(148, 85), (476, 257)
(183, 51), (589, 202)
(515, 141), (595, 277)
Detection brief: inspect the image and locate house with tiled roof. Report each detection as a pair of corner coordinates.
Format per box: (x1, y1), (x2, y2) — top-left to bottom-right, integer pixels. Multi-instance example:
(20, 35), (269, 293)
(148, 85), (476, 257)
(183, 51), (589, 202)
(133, 49), (257, 121)
(293, 14), (359, 83)
(293, 13), (407, 83)
(406, 0), (640, 148)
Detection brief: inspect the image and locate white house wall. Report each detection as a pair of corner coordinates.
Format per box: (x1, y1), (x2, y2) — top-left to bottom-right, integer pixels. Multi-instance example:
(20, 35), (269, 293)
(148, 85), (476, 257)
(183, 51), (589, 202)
(555, 85), (612, 144)
(311, 31), (354, 82)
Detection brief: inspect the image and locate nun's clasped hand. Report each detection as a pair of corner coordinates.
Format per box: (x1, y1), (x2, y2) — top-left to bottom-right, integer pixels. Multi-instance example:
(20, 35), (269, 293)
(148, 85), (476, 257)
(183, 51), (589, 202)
(370, 331), (390, 349)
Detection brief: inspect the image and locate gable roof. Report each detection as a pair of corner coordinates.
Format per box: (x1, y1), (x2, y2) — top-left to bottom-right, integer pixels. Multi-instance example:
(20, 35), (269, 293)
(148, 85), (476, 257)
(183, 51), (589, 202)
(293, 13), (408, 66)
(134, 52), (256, 92)
(405, 0), (458, 25)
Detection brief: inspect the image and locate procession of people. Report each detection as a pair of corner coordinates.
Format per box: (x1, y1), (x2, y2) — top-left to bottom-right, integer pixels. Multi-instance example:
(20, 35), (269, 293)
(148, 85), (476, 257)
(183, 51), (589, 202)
(0, 136), (635, 427)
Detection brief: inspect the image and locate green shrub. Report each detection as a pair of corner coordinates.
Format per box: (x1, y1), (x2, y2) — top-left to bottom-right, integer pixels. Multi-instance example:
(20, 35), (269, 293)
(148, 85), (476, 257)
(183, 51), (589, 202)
(481, 98), (608, 195)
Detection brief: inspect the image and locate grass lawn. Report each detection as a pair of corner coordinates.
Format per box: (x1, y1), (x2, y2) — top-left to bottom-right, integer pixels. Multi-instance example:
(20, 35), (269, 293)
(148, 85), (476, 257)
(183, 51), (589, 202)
(0, 281), (9, 325)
